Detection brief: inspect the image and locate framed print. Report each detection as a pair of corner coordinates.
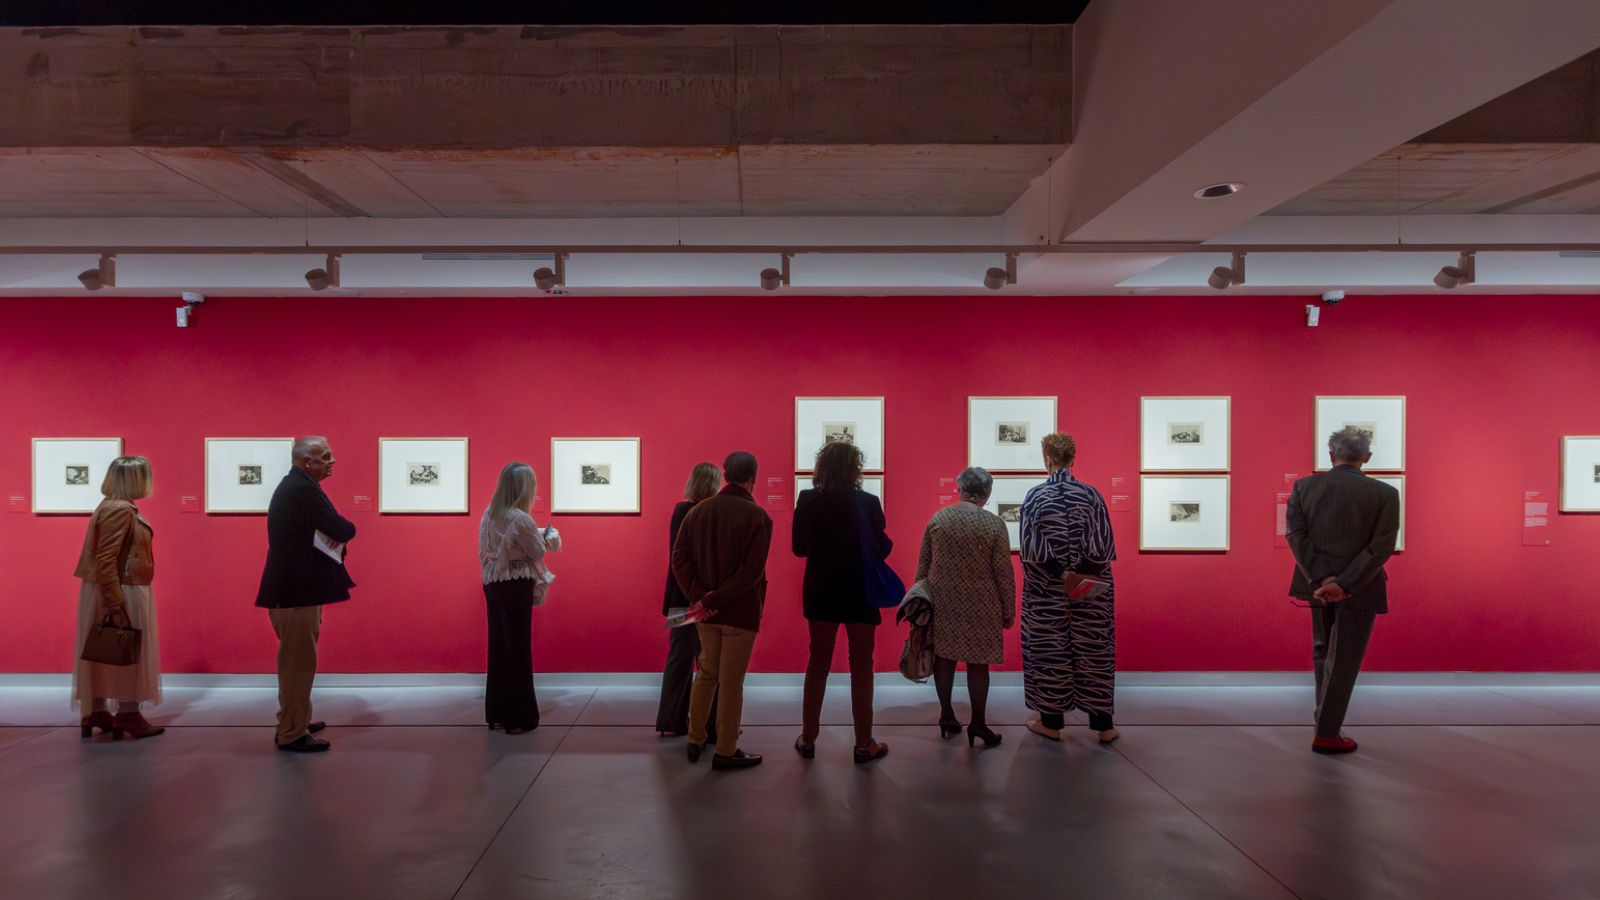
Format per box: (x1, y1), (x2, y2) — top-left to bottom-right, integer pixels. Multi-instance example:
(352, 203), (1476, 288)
(378, 437), (469, 514)
(967, 396), (1056, 472)
(1373, 475), (1406, 551)
(1140, 396), (1230, 472)
(795, 397), (884, 472)
(205, 438), (292, 513)
(795, 475), (884, 507)
(1560, 436), (1600, 512)
(551, 437), (641, 514)
(32, 438), (123, 513)
(1314, 396), (1405, 472)
(982, 475), (1046, 552)
(1139, 475), (1229, 551)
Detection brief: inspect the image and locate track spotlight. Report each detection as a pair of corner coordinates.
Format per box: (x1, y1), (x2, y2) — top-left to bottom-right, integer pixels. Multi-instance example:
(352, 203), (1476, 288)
(304, 254), (340, 291)
(1433, 251), (1475, 289)
(534, 253), (568, 292)
(1207, 252), (1246, 290)
(78, 254), (115, 291)
(982, 253), (1018, 290)
(760, 253), (792, 291)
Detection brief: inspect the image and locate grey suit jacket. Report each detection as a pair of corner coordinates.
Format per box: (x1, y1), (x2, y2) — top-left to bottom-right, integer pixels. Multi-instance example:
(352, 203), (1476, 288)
(1285, 465), (1400, 613)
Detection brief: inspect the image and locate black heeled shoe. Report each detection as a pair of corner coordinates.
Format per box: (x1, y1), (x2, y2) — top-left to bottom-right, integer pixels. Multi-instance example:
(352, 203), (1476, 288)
(938, 716), (962, 740)
(967, 724), (1002, 748)
(687, 741), (706, 763)
(794, 736), (815, 759)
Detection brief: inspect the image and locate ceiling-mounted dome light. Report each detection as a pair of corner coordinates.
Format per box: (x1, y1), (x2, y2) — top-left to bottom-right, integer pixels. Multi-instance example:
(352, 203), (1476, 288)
(1433, 251), (1475, 289)
(534, 252), (568, 292)
(983, 252), (1018, 290)
(305, 253), (340, 291)
(78, 254), (115, 291)
(1207, 251), (1246, 290)
(1193, 182), (1246, 200)
(760, 252), (792, 291)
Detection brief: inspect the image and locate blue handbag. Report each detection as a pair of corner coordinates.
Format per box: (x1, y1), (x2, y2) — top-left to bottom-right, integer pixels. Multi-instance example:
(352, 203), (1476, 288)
(855, 490), (905, 609)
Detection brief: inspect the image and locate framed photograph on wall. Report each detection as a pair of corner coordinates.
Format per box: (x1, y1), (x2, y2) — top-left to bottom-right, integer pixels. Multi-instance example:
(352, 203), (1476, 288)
(1140, 396), (1230, 472)
(378, 437), (469, 514)
(795, 397), (884, 472)
(1314, 396), (1405, 472)
(1373, 474), (1406, 551)
(205, 437), (292, 513)
(795, 474), (884, 507)
(32, 438), (124, 513)
(551, 437), (641, 514)
(1139, 475), (1230, 551)
(1559, 436), (1600, 512)
(982, 475), (1046, 552)
(968, 396), (1056, 472)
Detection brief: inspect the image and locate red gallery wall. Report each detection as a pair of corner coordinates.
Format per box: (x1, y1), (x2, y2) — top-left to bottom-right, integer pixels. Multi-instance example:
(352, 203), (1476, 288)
(2, 293), (1598, 674)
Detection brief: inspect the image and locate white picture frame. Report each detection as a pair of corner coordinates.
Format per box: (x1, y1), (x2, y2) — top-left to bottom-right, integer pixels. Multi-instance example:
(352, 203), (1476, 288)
(551, 437), (641, 514)
(1559, 436), (1600, 513)
(32, 438), (124, 514)
(982, 475), (1046, 552)
(1141, 396), (1230, 472)
(1314, 396), (1405, 472)
(795, 397), (884, 472)
(205, 437), (293, 513)
(1373, 474), (1406, 551)
(1140, 475), (1230, 551)
(378, 437), (469, 514)
(967, 396), (1056, 472)
(795, 474), (884, 507)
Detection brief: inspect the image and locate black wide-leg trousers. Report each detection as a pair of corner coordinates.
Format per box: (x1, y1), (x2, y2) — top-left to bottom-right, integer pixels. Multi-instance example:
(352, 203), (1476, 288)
(484, 578), (540, 730)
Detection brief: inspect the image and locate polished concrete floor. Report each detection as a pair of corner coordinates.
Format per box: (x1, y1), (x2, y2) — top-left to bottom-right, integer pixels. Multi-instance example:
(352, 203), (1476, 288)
(4, 678), (1600, 899)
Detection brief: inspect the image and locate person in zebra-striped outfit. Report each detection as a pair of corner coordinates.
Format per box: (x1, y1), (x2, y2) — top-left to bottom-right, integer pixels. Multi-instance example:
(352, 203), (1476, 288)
(1019, 432), (1120, 744)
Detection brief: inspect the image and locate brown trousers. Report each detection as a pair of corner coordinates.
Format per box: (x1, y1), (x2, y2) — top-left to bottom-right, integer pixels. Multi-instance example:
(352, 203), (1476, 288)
(268, 606), (322, 745)
(688, 623), (757, 757)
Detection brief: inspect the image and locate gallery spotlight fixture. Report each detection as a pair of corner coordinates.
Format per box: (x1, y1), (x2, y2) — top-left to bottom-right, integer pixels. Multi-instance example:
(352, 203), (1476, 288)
(759, 252), (792, 291)
(1194, 182), (1246, 200)
(1433, 251), (1475, 289)
(77, 254), (115, 291)
(1207, 251), (1246, 290)
(304, 254), (340, 291)
(534, 252), (568, 292)
(982, 253), (1018, 291)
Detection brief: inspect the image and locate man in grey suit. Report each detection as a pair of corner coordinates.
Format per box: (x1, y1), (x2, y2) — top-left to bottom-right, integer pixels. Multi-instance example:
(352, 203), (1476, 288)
(1286, 426), (1400, 755)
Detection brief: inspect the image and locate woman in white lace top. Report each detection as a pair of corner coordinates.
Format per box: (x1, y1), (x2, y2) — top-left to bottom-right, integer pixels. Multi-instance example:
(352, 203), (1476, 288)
(478, 462), (562, 734)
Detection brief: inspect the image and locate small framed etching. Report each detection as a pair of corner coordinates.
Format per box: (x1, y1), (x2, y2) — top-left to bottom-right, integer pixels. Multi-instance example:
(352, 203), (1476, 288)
(795, 474), (884, 507)
(1373, 475), (1406, 551)
(967, 396), (1056, 472)
(552, 437), (641, 513)
(1314, 396), (1405, 472)
(32, 438), (124, 513)
(795, 397), (884, 472)
(1139, 475), (1229, 551)
(982, 475), (1047, 552)
(1559, 436), (1600, 512)
(205, 438), (293, 513)
(1140, 397), (1230, 472)
(379, 437), (469, 513)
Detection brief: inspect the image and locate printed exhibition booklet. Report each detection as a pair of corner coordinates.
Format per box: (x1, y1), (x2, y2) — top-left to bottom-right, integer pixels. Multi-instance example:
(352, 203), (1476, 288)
(664, 603), (712, 629)
(1061, 572), (1111, 601)
(312, 530), (345, 562)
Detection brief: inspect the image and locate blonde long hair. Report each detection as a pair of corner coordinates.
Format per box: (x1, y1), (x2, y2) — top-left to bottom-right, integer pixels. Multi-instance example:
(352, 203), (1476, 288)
(101, 455), (152, 501)
(683, 462), (722, 502)
(487, 462), (537, 519)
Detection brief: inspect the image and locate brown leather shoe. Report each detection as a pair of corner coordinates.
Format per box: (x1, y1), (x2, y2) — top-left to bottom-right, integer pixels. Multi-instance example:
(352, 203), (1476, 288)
(112, 711), (166, 740)
(80, 711), (118, 740)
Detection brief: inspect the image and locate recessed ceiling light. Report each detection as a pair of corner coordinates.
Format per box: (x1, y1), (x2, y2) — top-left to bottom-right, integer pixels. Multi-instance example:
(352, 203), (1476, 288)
(1193, 182), (1246, 199)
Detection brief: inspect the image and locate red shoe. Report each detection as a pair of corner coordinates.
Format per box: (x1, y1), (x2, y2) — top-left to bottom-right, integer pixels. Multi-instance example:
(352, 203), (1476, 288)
(1312, 735), (1358, 755)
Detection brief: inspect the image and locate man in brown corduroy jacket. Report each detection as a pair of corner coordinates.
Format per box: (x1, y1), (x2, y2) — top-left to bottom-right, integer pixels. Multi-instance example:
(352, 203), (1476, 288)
(671, 450), (773, 771)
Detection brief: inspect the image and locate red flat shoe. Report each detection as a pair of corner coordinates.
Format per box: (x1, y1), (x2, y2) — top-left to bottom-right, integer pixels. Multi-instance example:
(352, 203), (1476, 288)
(1312, 735), (1358, 755)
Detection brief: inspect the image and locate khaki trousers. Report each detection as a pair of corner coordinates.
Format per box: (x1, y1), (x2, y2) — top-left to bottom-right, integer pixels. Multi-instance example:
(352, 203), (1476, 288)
(688, 623), (757, 757)
(269, 606), (322, 745)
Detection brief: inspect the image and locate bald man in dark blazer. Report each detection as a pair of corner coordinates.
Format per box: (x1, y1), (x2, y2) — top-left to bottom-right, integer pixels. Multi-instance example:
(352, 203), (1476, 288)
(1286, 426), (1400, 755)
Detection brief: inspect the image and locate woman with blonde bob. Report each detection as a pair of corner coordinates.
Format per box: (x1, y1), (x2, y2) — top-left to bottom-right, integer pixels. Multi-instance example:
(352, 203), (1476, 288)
(655, 462), (723, 736)
(478, 462), (562, 734)
(72, 455), (165, 740)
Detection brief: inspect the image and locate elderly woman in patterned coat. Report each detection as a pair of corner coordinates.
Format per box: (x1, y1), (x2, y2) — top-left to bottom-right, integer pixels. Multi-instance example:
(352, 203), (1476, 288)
(1019, 432), (1119, 743)
(915, 466), (1015, 748)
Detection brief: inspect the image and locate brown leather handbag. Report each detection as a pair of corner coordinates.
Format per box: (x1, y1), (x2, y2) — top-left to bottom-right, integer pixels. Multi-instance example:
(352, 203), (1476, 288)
(81, 612), (141, 666)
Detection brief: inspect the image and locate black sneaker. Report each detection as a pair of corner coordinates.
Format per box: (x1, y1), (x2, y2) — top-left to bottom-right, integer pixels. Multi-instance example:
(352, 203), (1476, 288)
(711, 749), (763, 771)
(276, 734), (331, 753)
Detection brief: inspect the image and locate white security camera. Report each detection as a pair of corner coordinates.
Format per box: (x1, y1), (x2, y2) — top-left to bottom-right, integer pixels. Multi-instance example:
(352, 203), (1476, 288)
(1320, 290), (1344, 304)
(177, 292), (205, 328)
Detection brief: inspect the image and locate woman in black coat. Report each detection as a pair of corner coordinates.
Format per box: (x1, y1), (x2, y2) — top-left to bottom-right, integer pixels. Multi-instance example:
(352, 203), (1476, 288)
(792, 440), (892, 764)
(655, 462), (722, 736)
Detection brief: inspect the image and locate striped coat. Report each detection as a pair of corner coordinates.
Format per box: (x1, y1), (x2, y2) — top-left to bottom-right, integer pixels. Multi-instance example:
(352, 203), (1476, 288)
(1019, 469), (1117, 719)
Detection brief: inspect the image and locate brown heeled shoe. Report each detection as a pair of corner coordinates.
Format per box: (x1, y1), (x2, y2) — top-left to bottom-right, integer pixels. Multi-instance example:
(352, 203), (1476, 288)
(112, 711), (166, 740)
(80, 711), (119, 740)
